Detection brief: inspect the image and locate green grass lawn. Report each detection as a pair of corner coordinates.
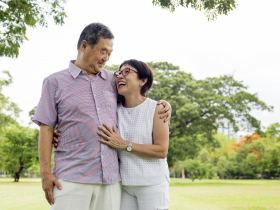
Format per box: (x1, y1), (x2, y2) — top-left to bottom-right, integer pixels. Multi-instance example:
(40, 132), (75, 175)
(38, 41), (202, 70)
(1, 178), (280, 210)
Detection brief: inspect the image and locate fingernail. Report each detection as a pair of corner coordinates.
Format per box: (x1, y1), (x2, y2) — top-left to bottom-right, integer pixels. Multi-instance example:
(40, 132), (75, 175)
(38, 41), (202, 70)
(59, 187), (62, 190)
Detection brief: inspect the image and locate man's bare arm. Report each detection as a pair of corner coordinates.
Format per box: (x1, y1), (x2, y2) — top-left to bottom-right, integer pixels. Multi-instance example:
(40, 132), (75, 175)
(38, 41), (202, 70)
(39, 123), (61, 205)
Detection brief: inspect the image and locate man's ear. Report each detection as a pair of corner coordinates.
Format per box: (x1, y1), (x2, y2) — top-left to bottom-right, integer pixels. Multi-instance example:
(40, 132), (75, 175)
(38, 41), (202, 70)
(80, 40), (88, 53)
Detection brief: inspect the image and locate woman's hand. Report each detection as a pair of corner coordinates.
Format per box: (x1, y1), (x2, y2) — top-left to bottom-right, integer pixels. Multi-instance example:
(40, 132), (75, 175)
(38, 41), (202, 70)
(157, 100), (172, 124)
(97, 123), (128, 150)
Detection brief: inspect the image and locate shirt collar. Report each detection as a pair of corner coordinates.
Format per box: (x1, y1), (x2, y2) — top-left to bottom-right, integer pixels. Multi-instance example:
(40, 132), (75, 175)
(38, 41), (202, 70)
(69, 60), (82, 78)
(69, 60), (107, 80)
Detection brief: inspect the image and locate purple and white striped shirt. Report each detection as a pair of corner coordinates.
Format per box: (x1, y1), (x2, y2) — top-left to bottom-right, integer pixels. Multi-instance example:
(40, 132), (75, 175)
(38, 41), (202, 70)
(33, 60), (121, 184)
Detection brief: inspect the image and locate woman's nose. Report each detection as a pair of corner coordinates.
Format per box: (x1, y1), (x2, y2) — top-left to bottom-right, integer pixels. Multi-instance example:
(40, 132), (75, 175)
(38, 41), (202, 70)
(118, 74), (124, 79)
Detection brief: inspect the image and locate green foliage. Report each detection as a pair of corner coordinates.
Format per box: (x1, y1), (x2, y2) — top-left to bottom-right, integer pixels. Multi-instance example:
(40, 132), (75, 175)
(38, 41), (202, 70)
(0, 0), (67, 58)
(180, 124), (280, 180)
(180, 150), (216, 181)
(145, 61), (272, 165)
(104, 64), (119, 72)
(152, 0), (238, 20)
(0, 71), (21, 130)
(265, 123), (280, 139)
(28, 105), (37, 123)
(0, 125), (39, 179)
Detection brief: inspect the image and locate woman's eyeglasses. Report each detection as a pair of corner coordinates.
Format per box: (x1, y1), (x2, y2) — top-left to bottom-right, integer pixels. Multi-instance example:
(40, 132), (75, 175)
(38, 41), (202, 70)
(114, 68), (138, 77)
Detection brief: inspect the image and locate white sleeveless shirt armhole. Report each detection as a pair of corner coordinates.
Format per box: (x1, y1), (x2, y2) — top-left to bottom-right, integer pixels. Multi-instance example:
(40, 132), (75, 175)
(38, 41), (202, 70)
(117, 98), (170, 186)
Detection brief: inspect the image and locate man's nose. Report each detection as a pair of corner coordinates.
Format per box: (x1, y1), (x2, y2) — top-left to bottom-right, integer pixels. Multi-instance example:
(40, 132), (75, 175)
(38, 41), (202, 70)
(103, 54), (110, 62)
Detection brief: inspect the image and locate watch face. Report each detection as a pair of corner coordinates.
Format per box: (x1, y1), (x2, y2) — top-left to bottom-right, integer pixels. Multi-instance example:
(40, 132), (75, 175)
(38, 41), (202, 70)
(127, 146), (132, 152)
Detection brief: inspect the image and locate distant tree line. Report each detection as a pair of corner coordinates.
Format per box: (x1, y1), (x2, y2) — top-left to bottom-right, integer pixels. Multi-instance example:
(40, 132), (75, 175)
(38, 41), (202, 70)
(177, 124), (280, 181)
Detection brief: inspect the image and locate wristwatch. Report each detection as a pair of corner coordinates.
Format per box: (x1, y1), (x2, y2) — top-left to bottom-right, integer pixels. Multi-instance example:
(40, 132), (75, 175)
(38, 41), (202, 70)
(126, 142), (133, 152)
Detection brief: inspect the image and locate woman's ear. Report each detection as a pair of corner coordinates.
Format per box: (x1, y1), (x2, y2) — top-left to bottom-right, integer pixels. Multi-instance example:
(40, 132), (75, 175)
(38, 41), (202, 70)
(140, 78), (148, 86)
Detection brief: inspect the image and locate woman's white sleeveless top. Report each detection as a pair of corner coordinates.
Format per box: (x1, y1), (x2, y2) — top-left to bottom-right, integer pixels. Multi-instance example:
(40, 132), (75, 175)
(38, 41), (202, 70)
(117, 98), (170, 186)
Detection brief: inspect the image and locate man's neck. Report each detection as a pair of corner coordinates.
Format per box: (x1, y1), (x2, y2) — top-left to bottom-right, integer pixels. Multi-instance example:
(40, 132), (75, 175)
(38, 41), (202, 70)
(74, 59), (95, 80)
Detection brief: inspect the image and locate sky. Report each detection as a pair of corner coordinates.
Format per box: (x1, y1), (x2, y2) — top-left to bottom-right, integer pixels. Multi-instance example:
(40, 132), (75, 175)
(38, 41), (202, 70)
(1, 0), (280, 129)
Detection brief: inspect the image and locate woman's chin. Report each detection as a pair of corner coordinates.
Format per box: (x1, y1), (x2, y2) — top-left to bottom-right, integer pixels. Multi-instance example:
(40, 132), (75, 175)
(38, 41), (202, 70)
(117, 89), (126, 96)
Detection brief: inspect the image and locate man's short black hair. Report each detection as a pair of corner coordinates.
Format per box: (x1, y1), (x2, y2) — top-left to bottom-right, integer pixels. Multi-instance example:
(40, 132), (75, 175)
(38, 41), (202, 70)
(119, 59), (154, 97)
(77, 23), (114, 50)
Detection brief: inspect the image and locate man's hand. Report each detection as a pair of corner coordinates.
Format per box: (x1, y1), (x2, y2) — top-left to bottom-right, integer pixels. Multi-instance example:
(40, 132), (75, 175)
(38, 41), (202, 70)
(157, 100), (172, 124)
(53, 130), (60, 148)
(41, 173), (62, 205)
(39, 124), (61, 205)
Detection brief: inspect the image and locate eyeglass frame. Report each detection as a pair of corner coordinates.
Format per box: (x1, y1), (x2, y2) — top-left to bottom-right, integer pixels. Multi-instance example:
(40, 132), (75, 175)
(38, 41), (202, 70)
(114, 68), (138, 77)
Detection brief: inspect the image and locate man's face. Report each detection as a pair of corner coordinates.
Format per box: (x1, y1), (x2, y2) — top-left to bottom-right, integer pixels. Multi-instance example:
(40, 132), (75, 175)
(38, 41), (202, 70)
(82, 37), (113, 74)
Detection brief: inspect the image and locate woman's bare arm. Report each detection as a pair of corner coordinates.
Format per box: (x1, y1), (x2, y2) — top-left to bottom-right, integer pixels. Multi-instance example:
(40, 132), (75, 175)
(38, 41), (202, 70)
(98, 104), (169, 159)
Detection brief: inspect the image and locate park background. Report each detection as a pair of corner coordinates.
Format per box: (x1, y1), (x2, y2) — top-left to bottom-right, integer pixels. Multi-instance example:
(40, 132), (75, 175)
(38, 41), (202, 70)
(1, 0), (280, 209)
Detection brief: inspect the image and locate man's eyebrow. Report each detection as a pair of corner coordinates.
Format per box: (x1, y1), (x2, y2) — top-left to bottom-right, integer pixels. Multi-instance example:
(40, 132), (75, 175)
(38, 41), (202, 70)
(101, 48), (113, 52)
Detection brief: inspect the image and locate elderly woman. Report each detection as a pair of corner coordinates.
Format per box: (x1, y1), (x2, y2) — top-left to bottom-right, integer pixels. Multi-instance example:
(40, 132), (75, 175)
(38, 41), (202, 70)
(97, 59), (169, 210)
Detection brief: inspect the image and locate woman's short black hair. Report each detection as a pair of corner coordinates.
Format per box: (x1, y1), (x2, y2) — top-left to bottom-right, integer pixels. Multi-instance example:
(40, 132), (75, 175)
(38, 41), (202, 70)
(77, 23), (114, 50)
(119, 59), (153, 97)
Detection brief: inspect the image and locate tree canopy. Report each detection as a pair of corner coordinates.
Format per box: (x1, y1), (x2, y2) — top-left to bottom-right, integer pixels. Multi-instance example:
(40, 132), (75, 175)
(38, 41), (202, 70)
(0, 125), (39, 181)
(146, 61), (272, 165)
(152, 0), (237, 20)
(179, 130), (280, 181)
(0, 0), (67, 58)
(0, 71), (21, 129)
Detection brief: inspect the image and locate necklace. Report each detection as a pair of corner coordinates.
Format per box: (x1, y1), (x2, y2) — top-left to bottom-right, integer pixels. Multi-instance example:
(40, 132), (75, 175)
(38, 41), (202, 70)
(123, 97), (146, 114)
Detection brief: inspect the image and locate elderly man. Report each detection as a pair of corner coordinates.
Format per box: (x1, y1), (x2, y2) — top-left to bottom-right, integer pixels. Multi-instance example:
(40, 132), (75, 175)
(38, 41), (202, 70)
(33, 23), (171, 210)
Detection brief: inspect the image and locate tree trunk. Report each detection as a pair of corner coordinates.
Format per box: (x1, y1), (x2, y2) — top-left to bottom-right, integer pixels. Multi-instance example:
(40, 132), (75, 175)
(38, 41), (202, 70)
(182, 168), (185, 179)
(14, 162), (24, 182)
(260, 172), (264, 179)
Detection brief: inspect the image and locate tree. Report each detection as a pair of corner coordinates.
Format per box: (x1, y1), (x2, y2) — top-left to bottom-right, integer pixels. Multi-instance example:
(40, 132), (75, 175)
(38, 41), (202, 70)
(180, 154), (215, 181)
(1, 125), (39, 181)
(0, 0), (67, 58)
(146, 61), (272, 165)
(0, 70), (21, 129)
(0, 70), (21, 172)
(265, 123), (280, 140)
(28, 105), (37, 123)
(152, 0), (237, 20)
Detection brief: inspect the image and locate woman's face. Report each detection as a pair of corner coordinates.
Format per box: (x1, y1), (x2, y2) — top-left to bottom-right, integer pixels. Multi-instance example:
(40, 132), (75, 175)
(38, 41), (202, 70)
(115, 64), (144, 97)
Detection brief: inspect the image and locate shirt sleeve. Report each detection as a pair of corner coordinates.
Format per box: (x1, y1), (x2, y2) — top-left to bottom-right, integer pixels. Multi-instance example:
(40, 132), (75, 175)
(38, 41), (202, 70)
(32, 78), (58, 127)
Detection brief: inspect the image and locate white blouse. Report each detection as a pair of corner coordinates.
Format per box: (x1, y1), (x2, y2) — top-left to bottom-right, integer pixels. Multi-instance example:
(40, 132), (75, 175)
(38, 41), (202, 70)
(117, 98), (170, 186)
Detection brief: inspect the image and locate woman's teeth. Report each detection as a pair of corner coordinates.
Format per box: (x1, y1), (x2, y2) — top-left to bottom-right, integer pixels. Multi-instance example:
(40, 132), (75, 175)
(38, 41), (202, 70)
(119, 82), (126, 87)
